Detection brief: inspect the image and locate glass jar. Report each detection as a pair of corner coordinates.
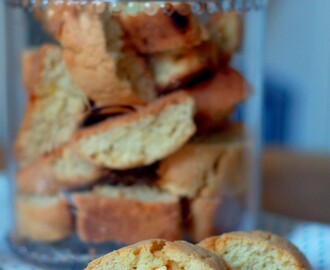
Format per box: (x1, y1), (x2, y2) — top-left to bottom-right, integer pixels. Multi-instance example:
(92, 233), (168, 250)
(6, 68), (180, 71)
(4, 0), (267, 268)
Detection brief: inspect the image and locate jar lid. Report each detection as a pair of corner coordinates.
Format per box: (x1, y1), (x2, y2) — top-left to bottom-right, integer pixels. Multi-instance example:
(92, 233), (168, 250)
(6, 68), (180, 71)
(6, 0), (269, 13)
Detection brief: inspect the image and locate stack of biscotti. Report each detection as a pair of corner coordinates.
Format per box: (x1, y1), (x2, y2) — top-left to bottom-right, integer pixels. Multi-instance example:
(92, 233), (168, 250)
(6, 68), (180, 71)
(15, 3), (249, 244)
(84, 231), (312, 270)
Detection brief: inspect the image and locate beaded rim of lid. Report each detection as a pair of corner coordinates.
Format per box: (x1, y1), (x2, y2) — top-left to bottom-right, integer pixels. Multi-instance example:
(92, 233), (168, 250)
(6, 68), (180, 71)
(5, 0), (269, 13)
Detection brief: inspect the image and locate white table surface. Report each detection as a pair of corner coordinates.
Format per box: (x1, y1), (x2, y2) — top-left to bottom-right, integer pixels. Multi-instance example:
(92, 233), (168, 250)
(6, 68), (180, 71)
(0, 173), (329, 270)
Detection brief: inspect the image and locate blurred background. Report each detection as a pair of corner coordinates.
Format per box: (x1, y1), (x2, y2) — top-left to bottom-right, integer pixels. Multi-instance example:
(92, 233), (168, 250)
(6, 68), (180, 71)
(264, 0), (330, 153)
(0, 1), (329, 220)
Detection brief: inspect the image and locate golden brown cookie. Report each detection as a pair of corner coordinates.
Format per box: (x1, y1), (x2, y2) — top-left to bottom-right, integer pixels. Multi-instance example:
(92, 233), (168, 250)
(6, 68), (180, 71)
(42, 5), (155, 106)
(207, 11), (242, 63)
(118, 3), (203, 54)
(199, 231), (312, 270)
(73, 185), (182, 244)
(16, 144), (101, 195)
(186, 197), (222, 243)
(16, 45), (88, 168)
(150, 42), (219, 92)
(85, 239), (226, 270)
(185, 68), (250, 131)
(74, 91), (196, 169)
(157, 124), (247, 198)
(15, 193), (73, 242)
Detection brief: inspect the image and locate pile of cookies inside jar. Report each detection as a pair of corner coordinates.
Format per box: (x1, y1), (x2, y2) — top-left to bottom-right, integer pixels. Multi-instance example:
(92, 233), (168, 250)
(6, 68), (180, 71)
(14, 1), (251, 247)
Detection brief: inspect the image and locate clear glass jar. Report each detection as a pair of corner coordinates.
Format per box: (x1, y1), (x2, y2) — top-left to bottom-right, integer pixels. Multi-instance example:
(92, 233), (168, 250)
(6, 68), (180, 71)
(4, 0), (267, 268)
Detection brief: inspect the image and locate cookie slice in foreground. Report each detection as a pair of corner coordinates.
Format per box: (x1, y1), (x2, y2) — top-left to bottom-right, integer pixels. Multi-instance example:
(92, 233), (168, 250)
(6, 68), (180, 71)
(198, 231), (312, 270)
(85, 239), (226, 270)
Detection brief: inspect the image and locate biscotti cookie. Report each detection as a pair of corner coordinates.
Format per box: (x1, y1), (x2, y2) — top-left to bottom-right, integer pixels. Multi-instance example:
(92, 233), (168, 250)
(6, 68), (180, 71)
(16, 45), (88, 168)
(199, 231), (312, 270)
(75, 91), (196, 169)
(16, 144), (101, 195)
(185, 67), (250, 130)
(15, 193), (73, 242)
(118, 3), (204, 54)
(72, 185), (181, 244)
(150, 42), (219, 92)
(158, 144), (225, 198)
(186, 197), (222, 243)
(157, 125), (247, 198)
(85, 239), (226, 270)
(42, 5), (155, 106)
(207, 12), (242, 62)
